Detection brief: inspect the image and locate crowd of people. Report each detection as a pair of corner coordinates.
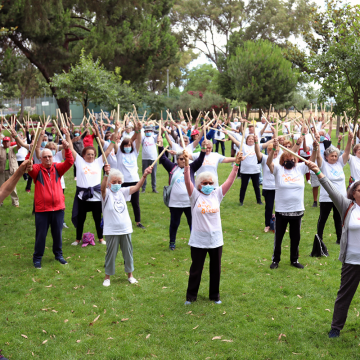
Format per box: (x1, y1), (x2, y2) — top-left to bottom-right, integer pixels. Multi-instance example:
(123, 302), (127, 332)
(1, 109), (359, 340)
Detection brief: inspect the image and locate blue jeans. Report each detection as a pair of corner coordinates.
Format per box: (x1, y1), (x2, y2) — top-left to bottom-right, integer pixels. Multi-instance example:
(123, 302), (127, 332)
(34, 210), (64, 262)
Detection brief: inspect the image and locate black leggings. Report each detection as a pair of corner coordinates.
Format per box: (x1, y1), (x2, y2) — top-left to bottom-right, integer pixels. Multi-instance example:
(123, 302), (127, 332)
(76, 199), (103, 240)
(122, 182), (141, 223)
(317, 202), (342, 242)
(239, 173), (261, 203)
(169, 207), (192, 244)
(262, 189), (275, 227)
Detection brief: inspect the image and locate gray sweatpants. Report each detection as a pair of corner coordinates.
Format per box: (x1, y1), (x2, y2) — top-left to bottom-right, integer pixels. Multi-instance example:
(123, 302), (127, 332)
(331, 263), (360, 331)
(142, 159), (157, 191)
(104, 234), (134, 276)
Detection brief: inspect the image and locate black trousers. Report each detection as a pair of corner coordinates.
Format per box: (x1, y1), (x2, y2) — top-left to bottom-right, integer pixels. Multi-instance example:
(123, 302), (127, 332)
(34, 210), (64, 262)
(272, 212), (303, 263)
(332, 263), (360, 331)
(73, 164), (76, 178)
(262, 189), (275, 227)
(76, 199), (103, 240)
(186, 246), (222, 302)
(214, 141), (225, 156)
(240, 173), (261, 203)
(169, 207), (192, 244)
(317, 202), (342, 242)
(122, 182), (141, 223)
(17, 160), (28, 180)
(26, 175), (32, 190)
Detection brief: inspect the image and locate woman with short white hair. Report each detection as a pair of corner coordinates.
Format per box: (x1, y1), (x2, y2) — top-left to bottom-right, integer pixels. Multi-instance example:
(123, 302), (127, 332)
(101, 164), (152, 287)
(183, 150), (241, 304)
(314, 132), (353, 245)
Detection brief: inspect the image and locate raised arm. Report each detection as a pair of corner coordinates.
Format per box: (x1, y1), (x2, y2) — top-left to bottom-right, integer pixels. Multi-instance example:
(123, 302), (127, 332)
(223, 130), (240, 147)
(184, 163), (193, 197)
(254, 135), (263, 162)
(266, 138), (278, 174)
(221, 152), (241, 195)
(129, 167), (153, 195)
(10, 127), (30, 150)
(342, 131), (354, 163)
(101, 164), (111, 200)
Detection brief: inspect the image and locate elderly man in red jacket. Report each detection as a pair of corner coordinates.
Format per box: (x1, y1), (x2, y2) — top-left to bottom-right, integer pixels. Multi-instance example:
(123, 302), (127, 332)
(27, 138), (74, 269)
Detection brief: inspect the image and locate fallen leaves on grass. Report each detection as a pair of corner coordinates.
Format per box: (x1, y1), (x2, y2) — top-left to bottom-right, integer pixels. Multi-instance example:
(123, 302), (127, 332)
(162, 286), (167, 289)
(42, 340), (48, 345)
(193, 325), (199, 330)
(64, 319), (68, 323)
(89, 315), (100, 326)
(21, 334), (28, 339)
(45, 284), (53, 288)
(223, 311), (226, 315)
(32, 278), (36, 283)
(222, 339), (233, 342)
(121, 318), (129, 322)
(212, 336), (222, 340)
(186, 311), (192, 314)
(42, 330), (47, 334)
(325, 309), (331, 312)
(297, 295), (302, 299)
(146, 334), (151, 339)
(97, 269), (101, 273)
(107, 337), (113, 340)
(278, 333), (286, 341)
(76, 340), (81, 343)
(93, 305), (97, 308)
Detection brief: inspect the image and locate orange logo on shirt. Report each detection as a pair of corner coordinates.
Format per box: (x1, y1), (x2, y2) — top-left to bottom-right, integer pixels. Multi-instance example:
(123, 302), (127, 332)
(83, 166), (98, 175)
(202, 158), (216, 166)
(281, 174), (300, 183)
(197, 200), (219, 215)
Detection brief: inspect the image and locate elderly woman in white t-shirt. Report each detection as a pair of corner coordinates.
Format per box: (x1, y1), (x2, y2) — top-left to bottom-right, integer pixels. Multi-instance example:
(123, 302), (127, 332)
(101, 164), (152, 287)
(348, 143), (360, 187)
(267, 138), (316, 270)
(70, 128), (115, 246)
(314, 132), (353, 245)
(183, 150), (241, 304)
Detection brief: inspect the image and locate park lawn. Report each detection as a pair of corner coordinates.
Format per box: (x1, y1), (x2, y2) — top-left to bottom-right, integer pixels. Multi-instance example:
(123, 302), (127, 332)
(1, 134), (360, 360)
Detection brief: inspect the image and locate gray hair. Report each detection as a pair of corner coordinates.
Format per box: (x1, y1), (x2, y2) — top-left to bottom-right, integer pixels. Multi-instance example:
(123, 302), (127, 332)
(183, 135), (189, 142)
(40, 148), (53, 158)
(324, 146), (340, 161)
(347, 180), (360, 200)
(108, 168), (124, 183)
(195, 171), (217, 189)
(318, 129), (326, 136)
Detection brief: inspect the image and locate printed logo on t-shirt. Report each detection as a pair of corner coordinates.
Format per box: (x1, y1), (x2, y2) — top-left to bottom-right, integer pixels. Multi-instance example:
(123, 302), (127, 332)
(123, 156), (135, 166)
(197, 200), (219, 214)
(330, 168), (344, 177)
(114, 199), (125, 213)
(143, 139), (154, 147)
(83, 166), (98, 175)
(176, 175), (185, 183)
(281, 174), (301, 183)
(202, 158), (216, 166)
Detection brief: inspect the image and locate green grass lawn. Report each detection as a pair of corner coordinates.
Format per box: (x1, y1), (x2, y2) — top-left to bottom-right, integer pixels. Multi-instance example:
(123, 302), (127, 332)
(1, 134), (360, 359)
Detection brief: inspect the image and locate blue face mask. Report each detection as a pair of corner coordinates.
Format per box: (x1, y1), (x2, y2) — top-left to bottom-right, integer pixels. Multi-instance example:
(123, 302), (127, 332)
(145, 132), (152, 137)
(106, 139), (111, 143)
(74, 133), (79, 137)
(124, 147), (132, 153)
(41, 141), (47, 147)
(320, 136), (325, 142)
(51, 150), (56, 156)
(110, 183), (122, 193)
(201, 184), (214, 194)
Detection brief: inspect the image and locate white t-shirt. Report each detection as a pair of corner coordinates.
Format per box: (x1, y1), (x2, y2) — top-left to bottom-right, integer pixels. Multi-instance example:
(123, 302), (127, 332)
(141, 134), (158, 160)
(188, 187), (224, 248)
(102, 187), (133, 236)
(121, 131), (134, 140)
(261, 154), (279, 190)
(53, 151), (65, 189)
(230, 122), (240, 130)
(75, 155), (104, 202)
(273, 163), (308, 212)
(191, 152), (225, 188)
(299, 134), (313, 157)
(245, 128), (261, 139)
(345, 204), (360, 264)
(16, 146), (28, 161)
(319, 156), (346, 203)
(349, 155), (360, 181)
(239, 144), (260, 174)
(116, 144), (140, 183)
(282, 122), (290, 134)
(214, 127), (225, 141)
(103, 141), (117, 170)
(169, 167), (190, 207)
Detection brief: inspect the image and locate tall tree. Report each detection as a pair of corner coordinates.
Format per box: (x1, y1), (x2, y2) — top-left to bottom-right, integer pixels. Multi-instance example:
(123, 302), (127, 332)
(172, 0), (315, 72)
(184, 64), (219, 92)
(0, 49), (42, 121)
(0, 0), (179, 113)
(227, 40), (298, 117)
(51, 51), (134, 116)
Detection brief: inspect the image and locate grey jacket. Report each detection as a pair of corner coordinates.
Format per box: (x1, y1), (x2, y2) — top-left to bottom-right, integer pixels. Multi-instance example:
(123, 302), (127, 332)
(319, 176), (355, 263)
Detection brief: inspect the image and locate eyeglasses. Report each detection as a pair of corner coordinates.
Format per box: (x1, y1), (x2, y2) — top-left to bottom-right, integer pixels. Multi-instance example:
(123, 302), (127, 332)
(201, 182), (214, 185)
(178, 158), (185, 161)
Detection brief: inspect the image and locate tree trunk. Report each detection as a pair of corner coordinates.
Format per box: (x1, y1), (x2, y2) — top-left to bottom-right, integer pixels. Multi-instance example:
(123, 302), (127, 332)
(56, 97), (70, 117)
(336, 115), (340, 138)
(19, 94), (25, 123)
(246, 103), (252, 120)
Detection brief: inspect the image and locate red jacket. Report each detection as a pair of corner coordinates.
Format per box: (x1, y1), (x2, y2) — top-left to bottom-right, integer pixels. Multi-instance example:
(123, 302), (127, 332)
(27, 149), (74, 212)
(83, 134), (95, 148)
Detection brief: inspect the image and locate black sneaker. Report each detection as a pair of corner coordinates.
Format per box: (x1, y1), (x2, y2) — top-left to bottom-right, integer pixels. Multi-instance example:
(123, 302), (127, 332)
(257, 201), (263, 205)
(141, 189), (145, 193)
(169, 243), (176, 250)
(270, 261), (278, 269)
(136, 223), (146, 229)
(335, 241), (340, 245)
(34, 262), (42, 269)
(291, 261), (304, 269)
(312, 201), (318, 207)
(328, 328), (340, 338)
(56, 257), (68, 265)
(152, 189), (159, 194)
(239, 202), (243, 206)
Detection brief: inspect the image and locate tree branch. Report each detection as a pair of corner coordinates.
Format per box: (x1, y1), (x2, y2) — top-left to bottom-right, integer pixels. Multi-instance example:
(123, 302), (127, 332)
(69, 24), (91, 32)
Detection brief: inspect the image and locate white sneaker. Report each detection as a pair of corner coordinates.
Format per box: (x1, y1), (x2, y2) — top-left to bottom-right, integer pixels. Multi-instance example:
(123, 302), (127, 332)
(103, 279), (110, 287)
(71, 241), (80, 246)
(307, 180), (311, 185)
(99, 240), (106, 245)
(128, 277), (138, 284)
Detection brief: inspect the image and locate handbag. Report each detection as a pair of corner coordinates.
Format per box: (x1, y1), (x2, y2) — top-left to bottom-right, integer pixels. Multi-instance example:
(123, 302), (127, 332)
(163, 166), (184, 207)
